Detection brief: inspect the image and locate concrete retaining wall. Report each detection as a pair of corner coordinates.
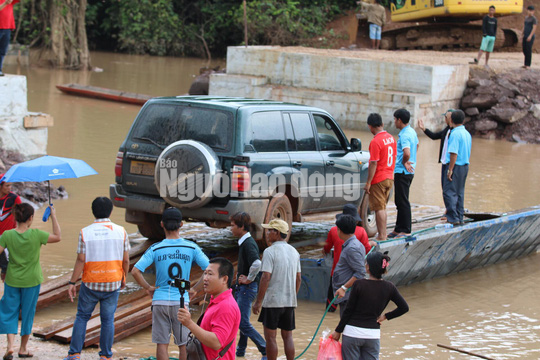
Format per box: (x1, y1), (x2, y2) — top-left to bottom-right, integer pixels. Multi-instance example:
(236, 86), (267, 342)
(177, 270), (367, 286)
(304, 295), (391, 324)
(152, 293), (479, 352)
(210, 46), (469, 132)
(0, 75), (50, 157)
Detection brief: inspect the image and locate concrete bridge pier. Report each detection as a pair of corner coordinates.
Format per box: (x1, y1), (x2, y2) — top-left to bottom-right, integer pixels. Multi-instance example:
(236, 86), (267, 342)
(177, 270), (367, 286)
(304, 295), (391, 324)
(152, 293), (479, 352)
(210, 46), (469, 134)
(0, 75), (52, 158)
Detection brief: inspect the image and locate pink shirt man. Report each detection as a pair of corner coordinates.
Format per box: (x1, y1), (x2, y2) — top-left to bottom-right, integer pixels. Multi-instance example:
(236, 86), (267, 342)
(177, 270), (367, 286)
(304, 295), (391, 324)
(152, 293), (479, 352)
(200, 288), (240, 360)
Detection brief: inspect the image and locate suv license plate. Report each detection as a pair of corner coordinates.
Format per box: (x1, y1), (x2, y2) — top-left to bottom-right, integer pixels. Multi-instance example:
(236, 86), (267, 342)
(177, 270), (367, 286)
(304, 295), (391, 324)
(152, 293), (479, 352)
(130, 161), (155, 176)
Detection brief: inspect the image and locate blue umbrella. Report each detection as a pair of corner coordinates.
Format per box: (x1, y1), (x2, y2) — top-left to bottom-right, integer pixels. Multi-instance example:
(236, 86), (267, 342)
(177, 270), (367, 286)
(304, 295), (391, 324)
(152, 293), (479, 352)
(0, 155), (98, 221)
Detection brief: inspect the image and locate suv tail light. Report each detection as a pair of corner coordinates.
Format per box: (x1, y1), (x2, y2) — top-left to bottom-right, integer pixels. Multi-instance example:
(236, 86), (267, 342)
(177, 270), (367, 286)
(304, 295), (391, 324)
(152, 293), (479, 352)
(115, 151), (124, 178)
(232, 165), (250, 193)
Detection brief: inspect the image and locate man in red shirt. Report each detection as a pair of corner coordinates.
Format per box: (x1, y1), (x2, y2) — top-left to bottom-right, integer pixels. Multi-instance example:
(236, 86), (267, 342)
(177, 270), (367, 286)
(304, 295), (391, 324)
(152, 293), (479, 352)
(364, 113), (396, 241)
(0, 174), (21, 281)
(322, 204), (374, 312)
(0, 0), (19, 76)
(177, 257), (241, 360)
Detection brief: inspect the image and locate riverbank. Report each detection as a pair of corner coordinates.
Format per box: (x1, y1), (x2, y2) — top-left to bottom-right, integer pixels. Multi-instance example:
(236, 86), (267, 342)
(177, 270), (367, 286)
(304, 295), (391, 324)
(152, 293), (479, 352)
(2, 51), (539, 359)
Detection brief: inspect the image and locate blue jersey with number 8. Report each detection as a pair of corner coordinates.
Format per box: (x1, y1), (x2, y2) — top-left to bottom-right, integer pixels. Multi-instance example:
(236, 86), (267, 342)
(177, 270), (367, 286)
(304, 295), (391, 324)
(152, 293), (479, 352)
(134, 238), (210, 304)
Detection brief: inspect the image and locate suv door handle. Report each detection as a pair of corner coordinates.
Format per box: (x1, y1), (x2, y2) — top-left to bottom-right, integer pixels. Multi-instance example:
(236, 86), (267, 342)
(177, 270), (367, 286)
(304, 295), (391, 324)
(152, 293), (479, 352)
(326, 160), (335, 166)
(293, 161), (302, 167)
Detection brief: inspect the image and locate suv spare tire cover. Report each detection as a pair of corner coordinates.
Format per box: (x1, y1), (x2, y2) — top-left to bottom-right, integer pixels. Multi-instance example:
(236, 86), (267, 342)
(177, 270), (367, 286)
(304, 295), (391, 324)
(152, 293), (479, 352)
(155, 140), (221, 209)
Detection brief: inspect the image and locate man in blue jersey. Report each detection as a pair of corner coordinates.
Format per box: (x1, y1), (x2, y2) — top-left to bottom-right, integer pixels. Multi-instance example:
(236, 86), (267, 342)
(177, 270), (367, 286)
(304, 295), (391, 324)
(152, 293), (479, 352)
(388, 109), (418, 238)
(132, 208), (210, 360)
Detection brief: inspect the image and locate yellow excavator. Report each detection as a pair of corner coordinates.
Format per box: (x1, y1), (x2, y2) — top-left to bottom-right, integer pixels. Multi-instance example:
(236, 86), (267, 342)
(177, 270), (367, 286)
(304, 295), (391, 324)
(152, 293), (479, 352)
(358, 0), (524, 49)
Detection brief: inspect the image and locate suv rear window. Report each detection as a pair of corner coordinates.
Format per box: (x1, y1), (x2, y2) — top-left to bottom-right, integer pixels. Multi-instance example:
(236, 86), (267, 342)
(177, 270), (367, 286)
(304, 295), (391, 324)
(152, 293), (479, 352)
(130, 104), (233, 152)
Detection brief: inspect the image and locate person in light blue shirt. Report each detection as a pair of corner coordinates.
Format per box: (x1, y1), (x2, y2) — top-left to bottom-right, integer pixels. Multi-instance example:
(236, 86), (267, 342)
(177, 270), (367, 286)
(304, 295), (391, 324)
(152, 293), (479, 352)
(132, 208), (209, 360)
(389, 109), (419, 237)
(443, 110), (472, 225)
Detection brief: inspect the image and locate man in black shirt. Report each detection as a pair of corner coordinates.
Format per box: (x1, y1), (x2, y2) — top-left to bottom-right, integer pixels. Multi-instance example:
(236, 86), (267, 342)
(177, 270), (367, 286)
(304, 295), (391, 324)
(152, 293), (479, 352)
(473, 6), (497, 67)
(523, 5), (537, 69)
(230, 212), (266, 359)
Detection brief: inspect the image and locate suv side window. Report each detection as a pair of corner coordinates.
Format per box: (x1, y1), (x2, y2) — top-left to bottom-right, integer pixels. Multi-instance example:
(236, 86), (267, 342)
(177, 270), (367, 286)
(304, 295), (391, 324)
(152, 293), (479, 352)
(313, 114), (345, 151)
(249, 112), (286, 152)
(283, 113), (297, 151)
(290, 113), (316, 151)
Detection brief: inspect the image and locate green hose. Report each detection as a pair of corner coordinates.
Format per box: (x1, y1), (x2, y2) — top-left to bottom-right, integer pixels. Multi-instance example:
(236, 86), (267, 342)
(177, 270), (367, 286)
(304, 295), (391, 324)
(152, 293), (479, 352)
(295, 247), (376, 359)
(294, 292), (341, 359)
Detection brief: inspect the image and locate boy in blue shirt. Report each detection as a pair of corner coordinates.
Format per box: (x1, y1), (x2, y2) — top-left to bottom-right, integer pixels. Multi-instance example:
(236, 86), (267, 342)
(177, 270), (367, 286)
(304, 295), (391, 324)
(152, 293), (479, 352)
(132, 208), (209, 360)
(389, 109), (418, 237)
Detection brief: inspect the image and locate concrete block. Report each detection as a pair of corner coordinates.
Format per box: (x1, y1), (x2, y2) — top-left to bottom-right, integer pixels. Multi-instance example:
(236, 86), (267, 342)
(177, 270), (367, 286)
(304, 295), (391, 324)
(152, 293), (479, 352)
(24, 113), (54, 128)
(213, 46), (468, 133)
(0, 75), (28, 116)
(0, 116), (48, 157)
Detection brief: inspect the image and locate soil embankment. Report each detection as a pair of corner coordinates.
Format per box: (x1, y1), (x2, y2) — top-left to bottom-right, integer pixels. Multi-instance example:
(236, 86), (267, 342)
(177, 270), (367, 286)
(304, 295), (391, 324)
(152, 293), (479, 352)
(462, 67), (540, 143)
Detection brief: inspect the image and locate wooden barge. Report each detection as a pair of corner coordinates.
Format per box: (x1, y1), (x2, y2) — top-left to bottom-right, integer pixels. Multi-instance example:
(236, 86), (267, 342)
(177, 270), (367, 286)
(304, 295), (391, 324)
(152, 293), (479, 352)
(34, 205), (540, 347)
(298, 206), (540, 302)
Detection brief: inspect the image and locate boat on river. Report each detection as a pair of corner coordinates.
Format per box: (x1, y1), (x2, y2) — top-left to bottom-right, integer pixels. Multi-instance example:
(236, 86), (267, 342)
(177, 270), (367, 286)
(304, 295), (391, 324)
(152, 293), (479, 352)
(298, 205), (540, 301)
(56, 83), (152, 105)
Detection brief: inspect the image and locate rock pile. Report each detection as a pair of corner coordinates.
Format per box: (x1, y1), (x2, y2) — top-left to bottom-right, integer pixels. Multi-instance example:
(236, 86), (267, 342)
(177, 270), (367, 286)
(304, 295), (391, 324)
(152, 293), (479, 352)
(0, 148), (68, 205)
(461, 67), (540, 144)
(188, 66), (226, 96)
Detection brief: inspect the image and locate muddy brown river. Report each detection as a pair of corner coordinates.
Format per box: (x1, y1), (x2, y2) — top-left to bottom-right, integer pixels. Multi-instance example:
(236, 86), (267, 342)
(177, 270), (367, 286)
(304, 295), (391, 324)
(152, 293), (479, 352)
(2, 52), (540, 359)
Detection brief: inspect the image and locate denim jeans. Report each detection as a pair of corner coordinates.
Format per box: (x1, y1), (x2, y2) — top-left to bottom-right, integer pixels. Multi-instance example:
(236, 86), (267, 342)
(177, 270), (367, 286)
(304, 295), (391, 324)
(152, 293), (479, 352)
(0, 29), (10, 71)
(342, 335), (380, 360)
(69, 283), (120, 357)
(235, 282), (266, 356)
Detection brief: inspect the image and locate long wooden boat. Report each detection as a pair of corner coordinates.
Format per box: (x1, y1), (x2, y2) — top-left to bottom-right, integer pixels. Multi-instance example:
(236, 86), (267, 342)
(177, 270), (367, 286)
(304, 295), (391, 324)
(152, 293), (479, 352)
(56, 83), (153, 105)
(298, 206), (540, 302)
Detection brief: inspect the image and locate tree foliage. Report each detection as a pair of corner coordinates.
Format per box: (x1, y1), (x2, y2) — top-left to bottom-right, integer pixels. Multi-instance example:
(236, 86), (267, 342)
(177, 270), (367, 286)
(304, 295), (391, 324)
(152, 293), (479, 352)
(12, 0), (91, 69)
(15, 0), (356, 59)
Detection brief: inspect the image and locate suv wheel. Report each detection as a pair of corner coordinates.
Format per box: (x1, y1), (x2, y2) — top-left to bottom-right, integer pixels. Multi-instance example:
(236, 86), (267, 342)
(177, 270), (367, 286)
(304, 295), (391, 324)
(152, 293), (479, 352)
(138, 212), (165, 240)
(259, 194), (293, 248)
(360, 194), (377, 238)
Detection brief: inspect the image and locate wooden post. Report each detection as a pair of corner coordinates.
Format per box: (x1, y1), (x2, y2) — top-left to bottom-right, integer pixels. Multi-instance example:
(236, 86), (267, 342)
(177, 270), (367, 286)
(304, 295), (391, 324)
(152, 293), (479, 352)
(243, 0), (248, 47)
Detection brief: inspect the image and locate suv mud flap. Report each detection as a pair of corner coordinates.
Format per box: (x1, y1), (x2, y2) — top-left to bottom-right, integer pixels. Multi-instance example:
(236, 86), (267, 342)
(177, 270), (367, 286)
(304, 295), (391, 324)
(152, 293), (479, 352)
(110, 184), (166, 214)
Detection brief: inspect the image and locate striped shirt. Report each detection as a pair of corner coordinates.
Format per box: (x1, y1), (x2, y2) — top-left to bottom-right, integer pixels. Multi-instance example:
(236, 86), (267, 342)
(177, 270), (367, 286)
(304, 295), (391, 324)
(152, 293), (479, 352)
(78, 218), (130, 292)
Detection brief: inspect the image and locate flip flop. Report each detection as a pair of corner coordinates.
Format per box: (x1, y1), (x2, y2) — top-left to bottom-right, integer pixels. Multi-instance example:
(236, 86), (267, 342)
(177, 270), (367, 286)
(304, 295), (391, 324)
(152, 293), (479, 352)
(2, 351), (13, 360)
(18, 354), (33, 358)
(387, 231), (400, 239)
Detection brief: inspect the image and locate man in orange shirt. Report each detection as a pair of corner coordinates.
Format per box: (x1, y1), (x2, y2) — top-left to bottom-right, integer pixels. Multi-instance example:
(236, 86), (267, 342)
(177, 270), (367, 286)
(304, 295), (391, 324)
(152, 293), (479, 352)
(364, 113), (396, 241)
(0, 0), (19, 76)
(63, 197), (130, 360)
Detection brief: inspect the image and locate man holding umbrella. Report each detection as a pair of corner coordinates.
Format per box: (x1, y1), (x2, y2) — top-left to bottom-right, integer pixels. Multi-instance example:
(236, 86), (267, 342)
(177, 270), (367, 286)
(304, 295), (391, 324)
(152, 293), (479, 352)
(0, 174), (21, 281)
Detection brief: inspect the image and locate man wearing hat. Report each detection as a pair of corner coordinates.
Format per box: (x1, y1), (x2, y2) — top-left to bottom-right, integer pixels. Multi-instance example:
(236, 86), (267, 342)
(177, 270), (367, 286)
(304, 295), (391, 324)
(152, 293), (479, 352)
(0, 175), (21, 281)
(252, 219), (301, 360)
(132, 207), (210, 360)
(323, 204), (373, 312)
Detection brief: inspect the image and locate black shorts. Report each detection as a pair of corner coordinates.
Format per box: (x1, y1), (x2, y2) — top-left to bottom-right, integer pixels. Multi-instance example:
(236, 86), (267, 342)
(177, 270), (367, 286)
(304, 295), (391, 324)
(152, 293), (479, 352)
(258, 307), (295, 331)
